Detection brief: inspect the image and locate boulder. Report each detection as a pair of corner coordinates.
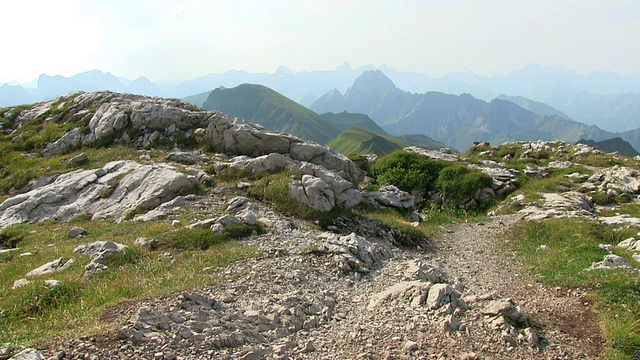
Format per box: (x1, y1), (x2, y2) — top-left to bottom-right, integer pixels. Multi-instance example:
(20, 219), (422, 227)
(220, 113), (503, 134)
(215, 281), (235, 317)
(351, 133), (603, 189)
(289, 175), (335, 212)
(586, 254), (634, 271)
(41, 127), (83, 157)
(26, 257), (74, 277)
(67, 226), (87, 238)
(368, 185), (414, 209)
(167, 151), (197, 165)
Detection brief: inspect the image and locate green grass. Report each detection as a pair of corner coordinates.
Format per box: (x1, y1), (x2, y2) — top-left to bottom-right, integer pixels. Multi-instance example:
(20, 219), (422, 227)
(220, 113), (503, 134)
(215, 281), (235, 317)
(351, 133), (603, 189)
(504, 218), (640, 359)
(356, 205), (485, 244)
(597, 203), (640, 218)
(0, 217), (256, 346)
(0, 146), (163, 195)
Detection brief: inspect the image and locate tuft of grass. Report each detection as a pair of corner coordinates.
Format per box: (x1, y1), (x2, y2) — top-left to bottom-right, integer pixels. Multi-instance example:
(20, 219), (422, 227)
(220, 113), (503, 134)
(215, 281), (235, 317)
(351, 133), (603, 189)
(504, 218), (640, 359)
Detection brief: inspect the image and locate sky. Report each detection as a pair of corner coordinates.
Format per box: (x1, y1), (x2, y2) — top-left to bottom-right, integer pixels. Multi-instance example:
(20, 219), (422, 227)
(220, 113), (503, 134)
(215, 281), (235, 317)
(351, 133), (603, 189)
(1, 0), (639, 83)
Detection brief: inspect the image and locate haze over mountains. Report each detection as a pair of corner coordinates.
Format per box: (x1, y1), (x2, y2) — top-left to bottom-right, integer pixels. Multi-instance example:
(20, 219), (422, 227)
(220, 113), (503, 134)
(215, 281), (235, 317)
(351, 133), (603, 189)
(2, 64), (640, 153)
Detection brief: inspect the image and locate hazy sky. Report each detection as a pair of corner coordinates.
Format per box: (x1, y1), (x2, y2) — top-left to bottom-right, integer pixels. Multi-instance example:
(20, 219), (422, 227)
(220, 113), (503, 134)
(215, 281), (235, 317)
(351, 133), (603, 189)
(1, 0), (639, 83)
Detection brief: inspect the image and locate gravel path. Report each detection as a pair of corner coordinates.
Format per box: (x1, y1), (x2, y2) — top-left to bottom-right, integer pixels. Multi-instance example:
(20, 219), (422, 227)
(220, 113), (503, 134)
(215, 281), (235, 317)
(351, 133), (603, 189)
(40, 210), (603, 360)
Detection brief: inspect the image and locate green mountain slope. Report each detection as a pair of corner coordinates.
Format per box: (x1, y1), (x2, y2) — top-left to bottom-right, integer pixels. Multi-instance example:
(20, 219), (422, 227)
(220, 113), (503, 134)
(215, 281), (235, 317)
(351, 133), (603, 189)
(578, 137), (640, 157)
(321, 111), (387, 134)
(202, 84), (341, 144)
(183, 90), (213, 108)
(327, 126), (444, 156)
(394, 134), (450, 151)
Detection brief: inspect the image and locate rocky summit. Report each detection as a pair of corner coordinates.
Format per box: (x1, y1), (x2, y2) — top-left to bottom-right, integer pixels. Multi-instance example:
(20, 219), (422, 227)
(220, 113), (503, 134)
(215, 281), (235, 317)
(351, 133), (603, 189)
(1, 92), (639, 359)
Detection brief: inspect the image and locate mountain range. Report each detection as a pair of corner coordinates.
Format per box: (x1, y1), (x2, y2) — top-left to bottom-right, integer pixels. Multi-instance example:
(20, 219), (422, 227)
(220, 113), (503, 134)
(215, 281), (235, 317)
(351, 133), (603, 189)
(3, 64), (640, 133)
(193, 83), (444, 154)
(311, 70), (640, 152)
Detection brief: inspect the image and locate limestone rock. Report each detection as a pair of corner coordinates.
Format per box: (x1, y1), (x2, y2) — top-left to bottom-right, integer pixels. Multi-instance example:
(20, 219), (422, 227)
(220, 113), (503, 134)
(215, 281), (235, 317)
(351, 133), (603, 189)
(482, 299), (529, 327)
(8, 348), (45, 360)
(44, 279), (62, 288)
(289, 175), (335, 212)
(519, 191), (594, 220)
(426, 283), (453, 310)
(587, 254), (634, 271)
(0, 161), (198, 229)
(167, 151), (197, 165)
(25, 257), (74, 277)
(587, 165), (640, 194)
(368, 185), (415, 209)
(12, 278), (30, 289)
(41, 127), (83, 157)
(74, 241), (128, 275)
(67, 226), (87, 238)
(67, 152), (88, 167)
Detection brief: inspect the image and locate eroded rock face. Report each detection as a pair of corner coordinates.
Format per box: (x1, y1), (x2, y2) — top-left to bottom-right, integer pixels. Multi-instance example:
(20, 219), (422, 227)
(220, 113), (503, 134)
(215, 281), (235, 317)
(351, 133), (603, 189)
(0, 161), (198, 229)
(586, 165), (640, 195)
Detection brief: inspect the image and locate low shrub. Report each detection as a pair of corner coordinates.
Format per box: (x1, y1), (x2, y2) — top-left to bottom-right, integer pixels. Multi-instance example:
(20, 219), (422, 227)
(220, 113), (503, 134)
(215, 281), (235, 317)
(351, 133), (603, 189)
(436, 165), (493, 200)
(370, 151), (448, 193)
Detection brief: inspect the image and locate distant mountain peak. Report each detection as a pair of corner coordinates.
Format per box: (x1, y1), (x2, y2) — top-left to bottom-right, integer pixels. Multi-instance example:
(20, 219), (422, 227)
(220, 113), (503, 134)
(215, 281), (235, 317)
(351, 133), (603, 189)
(275, 66), (294, 76)
(351, 70), (397, 91)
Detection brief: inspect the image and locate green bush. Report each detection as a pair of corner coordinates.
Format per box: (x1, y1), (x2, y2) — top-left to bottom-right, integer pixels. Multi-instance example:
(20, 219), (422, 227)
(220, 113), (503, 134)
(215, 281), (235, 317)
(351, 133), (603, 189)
(436, 165), (493, 200)
(370, 151), (448, 193)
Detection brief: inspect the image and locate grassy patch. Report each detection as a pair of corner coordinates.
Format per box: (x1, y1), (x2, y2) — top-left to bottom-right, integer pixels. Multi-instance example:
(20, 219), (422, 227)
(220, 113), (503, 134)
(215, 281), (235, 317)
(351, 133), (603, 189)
(0, 146), (163, 195)
(504, 218), (640, 359)
(357, 205), (485, 244)
(597, 203), (640, 218)
(0, 218), (256, 346)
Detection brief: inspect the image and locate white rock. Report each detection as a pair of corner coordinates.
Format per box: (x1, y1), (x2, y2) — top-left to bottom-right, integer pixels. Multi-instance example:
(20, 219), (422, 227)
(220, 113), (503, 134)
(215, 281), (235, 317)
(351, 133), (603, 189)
(12, 278), (30, 289)
(26, 258), (74, 277)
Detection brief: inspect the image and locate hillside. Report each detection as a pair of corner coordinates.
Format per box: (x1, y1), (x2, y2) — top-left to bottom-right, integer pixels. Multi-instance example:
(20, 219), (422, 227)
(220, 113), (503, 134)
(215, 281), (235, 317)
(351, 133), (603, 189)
(1, 92), (640, 359)
(497, 94), (572, 119)
(321, 111), (387, 134)
(327, 126), (447, 156)
(577, 137), (640, 157)
(202, 84), (341, 144)
(182, 89), (213, 108)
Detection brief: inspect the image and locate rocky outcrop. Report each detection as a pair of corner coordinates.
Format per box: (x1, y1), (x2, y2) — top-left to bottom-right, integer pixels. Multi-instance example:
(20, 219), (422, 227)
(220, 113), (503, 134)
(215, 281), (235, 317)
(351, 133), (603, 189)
(583, 165), (640, 195)
(0, 161), (198, 229)
(518, 191), (594, 220)
(4, 91), (363, 185)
